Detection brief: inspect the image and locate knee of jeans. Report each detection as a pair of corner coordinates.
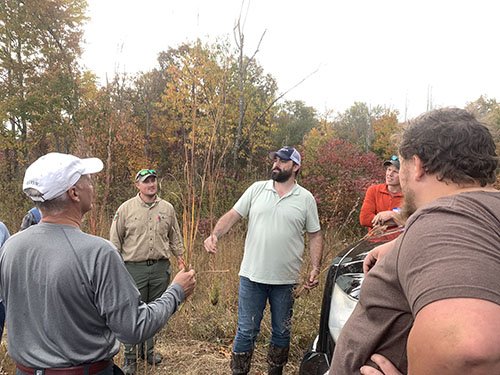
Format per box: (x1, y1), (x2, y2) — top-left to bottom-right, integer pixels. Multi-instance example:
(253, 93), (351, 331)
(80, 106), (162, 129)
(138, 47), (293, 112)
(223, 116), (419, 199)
(271, 323), (291, 345)
(237, 323), (261, 340)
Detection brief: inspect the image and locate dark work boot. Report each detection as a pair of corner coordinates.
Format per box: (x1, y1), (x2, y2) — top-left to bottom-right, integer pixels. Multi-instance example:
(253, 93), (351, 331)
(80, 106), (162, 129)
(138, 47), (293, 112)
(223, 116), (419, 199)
(146, 352), (163, 365)
(267, 344), (289, 375)
(122, 358), (137, 375)
(230, 350), (253, 375)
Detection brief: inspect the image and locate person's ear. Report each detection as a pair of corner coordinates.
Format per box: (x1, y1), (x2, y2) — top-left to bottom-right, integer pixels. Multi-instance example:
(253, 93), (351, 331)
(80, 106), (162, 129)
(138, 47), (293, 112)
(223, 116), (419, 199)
(413, 155), (426, 180)
(67, 186), (80, 202)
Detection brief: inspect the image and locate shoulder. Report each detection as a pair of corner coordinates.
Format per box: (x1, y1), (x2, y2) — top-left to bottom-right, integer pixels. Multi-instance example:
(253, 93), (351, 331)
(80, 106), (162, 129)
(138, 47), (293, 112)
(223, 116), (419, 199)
(249, 180), (269, 190)
(75, 231), (122, 259)
(294, 184), (314, 200)
(369, 183), (386, 192)
(158, 198), (175, 210)
(407, 190), (500, 228)
(72, 229), (114, 247)
(116, 196), (139, 210)
(241, 180), (270, 196)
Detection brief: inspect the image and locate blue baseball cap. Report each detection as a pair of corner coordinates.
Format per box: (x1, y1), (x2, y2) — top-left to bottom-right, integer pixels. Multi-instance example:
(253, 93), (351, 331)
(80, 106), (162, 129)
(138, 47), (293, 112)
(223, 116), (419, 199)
(269, 146), (301, 166)
(383, 155), (400, 169)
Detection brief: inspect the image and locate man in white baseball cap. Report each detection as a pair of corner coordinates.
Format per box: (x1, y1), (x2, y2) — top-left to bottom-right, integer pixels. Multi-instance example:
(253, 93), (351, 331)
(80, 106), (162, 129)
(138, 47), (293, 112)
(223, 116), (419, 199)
(0, 152), (196, 375)
(22, 152), (104, 202)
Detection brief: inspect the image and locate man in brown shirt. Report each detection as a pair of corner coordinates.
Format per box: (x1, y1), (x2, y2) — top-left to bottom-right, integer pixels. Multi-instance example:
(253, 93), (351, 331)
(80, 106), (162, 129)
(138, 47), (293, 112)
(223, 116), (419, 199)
(110, 169), (185, 374)
(329, 108), (500, 375)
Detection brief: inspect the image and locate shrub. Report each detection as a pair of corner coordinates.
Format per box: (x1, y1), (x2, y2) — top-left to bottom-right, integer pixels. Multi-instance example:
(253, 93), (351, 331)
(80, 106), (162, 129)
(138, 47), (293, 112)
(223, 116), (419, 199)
(301, 138), (384, 230)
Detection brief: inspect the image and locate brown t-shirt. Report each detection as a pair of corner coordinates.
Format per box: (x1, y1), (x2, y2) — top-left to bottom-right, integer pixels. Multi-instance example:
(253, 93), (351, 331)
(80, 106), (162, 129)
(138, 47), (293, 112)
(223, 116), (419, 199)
(331, 190), (500, 374)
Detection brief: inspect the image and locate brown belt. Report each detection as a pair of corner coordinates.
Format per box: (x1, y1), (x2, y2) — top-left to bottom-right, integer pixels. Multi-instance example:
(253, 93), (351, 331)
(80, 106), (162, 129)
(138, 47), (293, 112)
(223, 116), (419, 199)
(16, 360), (112, 375)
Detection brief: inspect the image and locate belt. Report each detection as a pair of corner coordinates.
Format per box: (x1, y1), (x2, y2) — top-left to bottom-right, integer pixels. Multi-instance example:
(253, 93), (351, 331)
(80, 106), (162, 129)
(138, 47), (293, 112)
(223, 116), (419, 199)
(127, 259), (167, 266)
(16, 360), (112, 375)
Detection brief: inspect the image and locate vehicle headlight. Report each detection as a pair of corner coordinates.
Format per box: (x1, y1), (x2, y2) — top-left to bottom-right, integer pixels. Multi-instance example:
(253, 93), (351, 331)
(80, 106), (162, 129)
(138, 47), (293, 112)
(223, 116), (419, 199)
(328, 273), (364, 342)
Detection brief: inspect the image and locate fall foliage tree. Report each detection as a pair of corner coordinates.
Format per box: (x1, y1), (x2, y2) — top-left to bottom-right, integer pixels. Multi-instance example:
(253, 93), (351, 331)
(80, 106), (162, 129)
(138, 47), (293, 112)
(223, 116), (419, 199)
(371, 109), (401, 159)
(302, 132), (384, 235)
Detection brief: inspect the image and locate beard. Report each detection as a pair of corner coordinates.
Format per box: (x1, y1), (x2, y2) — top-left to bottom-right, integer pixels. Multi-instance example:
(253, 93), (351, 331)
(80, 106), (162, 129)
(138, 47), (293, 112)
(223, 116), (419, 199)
(400, 188), (417, 222)
(271, 167), (293, 183)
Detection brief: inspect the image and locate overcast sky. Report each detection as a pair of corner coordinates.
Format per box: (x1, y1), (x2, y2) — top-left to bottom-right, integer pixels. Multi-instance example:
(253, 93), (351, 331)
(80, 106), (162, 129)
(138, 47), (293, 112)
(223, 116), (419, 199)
(81, 0), (500, 121)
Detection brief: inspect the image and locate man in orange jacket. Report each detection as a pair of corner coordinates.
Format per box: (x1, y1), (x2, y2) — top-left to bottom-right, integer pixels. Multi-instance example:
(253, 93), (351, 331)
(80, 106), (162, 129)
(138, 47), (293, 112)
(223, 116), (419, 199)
(359, 156), (403, 229)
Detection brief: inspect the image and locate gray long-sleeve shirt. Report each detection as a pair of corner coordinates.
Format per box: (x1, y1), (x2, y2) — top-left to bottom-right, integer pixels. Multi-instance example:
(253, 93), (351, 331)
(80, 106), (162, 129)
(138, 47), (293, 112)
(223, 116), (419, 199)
(0, 222), (184, 368)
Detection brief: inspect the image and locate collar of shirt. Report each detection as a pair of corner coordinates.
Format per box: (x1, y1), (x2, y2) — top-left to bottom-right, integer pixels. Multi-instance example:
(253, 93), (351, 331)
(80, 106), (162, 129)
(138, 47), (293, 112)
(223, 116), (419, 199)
(135, 193), (161, 208)
(265, 179), (301, 197)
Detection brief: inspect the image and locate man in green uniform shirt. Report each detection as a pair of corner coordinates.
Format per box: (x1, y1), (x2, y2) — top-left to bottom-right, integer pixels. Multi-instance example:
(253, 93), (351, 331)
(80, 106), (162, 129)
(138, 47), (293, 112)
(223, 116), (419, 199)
(110, 169), (185, 374)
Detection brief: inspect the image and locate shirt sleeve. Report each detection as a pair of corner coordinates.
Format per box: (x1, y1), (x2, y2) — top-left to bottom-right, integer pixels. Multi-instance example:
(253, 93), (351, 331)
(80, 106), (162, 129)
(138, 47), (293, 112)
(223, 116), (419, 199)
(93, 245), (185, 344)
(233, 182), (259, 218)
(398, 208), (500, 316)
(167, 206), (184, 257)
(109, 205), (125, 252)
(359, 185), (377, 227)
(305, 194), (321, 233)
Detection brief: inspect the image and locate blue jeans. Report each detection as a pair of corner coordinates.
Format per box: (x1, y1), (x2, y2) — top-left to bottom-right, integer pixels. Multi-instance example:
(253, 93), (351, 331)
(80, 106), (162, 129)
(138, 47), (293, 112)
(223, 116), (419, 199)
(233, 276), (295, 353)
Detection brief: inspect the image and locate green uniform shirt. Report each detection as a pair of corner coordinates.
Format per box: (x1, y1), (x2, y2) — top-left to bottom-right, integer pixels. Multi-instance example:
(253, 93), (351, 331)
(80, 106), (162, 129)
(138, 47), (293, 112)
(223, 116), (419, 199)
(234, 180), (321, 284)
(110, 194), (184, 262)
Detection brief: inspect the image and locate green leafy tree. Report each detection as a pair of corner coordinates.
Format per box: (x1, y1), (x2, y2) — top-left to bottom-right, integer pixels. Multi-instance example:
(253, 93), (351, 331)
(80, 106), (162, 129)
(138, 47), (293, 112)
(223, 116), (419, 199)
(272, 100), (318, 148)
(0, 0), (87, 228)
(371, 109), (400, 159)
(333, 103), (394, 153)
(0, 0), (87, 162)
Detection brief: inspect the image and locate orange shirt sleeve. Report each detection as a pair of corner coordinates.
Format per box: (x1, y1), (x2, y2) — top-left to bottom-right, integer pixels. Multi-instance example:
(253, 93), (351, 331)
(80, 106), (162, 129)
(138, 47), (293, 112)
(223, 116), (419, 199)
(359, 185), (378, 228)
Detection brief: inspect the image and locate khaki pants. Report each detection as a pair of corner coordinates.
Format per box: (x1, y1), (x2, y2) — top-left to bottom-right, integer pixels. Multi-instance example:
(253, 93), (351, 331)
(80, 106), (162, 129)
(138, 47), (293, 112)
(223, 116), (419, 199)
(123, 259), (171, 360)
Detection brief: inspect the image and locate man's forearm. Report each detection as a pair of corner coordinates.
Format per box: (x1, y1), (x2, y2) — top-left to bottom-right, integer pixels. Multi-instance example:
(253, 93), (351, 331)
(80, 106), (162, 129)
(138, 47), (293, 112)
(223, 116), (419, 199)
(212, 209), (241, 239)
(308, 230), (323, 269)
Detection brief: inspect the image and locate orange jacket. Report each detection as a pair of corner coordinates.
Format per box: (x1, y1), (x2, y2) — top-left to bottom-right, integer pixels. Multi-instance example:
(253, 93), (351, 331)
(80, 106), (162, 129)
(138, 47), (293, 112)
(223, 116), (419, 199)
(359, 183), (403, 228)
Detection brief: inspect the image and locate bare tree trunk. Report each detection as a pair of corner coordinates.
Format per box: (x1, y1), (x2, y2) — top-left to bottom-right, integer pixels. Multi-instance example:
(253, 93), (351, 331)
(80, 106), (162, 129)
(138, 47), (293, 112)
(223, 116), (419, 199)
(233, 18), (245, 171)
(232, 4), (266, 173)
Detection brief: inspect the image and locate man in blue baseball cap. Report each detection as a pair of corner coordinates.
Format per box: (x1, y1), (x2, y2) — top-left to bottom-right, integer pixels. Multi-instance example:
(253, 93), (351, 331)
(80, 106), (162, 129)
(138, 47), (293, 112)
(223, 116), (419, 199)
(359, 155), (404, 230)
(269, 146), (302, 167)
(204, 146), (323, 375)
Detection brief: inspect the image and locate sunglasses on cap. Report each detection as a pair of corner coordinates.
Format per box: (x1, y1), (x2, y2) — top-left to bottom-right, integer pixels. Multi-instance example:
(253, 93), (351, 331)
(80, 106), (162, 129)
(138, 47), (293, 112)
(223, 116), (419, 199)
(135, 169), (157, 180)
(390, 155), (399, 161)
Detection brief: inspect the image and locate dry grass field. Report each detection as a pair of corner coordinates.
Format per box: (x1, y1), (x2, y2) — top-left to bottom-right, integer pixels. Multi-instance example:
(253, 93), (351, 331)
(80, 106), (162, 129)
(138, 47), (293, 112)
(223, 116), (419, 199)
(0, 225), (350, 374)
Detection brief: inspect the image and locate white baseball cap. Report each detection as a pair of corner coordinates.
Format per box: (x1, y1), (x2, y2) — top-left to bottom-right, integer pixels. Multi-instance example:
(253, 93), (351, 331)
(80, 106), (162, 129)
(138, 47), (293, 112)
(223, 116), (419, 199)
(23, 152), (104, 202)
